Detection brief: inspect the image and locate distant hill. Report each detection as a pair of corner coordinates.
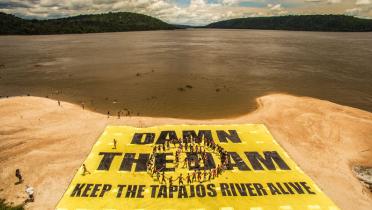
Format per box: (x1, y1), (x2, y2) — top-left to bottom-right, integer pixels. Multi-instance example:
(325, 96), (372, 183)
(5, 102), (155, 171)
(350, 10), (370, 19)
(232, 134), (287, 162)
(0, 12), (177, 35)
(206, 15), (372, 32)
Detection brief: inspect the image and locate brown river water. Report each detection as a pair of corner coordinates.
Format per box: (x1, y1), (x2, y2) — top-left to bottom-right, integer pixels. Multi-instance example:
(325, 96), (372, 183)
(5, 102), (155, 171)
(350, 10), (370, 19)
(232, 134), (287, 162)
(0, 29), (371, 119)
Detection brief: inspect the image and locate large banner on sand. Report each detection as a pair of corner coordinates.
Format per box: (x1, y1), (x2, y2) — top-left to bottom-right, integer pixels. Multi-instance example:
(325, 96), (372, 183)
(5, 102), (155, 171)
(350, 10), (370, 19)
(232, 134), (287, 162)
(56, 124), (338, 210)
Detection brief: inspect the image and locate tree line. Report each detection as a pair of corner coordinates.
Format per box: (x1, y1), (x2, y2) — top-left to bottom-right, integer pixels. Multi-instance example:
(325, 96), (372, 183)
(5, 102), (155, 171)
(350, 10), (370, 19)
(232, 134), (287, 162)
(206, 15), (372, 32)
(0, 12), (177, 35)
(1, 12), (372, 35)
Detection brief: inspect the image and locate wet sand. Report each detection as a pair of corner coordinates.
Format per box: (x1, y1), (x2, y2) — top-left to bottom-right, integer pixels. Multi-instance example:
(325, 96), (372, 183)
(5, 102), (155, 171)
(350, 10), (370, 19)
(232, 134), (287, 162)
(0, 94), (371, 210)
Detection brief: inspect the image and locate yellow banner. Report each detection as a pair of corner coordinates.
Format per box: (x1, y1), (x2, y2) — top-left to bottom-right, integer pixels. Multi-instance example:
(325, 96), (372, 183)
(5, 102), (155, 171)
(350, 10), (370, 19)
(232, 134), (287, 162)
(56, 124), (338, 210)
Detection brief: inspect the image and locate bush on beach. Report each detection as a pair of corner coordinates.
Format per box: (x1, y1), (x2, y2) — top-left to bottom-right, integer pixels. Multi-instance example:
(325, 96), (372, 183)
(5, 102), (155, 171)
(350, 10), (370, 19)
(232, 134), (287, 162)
(0, 199), (24, 210)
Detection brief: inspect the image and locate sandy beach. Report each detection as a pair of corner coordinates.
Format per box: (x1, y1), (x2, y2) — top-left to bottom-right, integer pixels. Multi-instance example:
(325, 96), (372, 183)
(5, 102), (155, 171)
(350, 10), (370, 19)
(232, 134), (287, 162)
(0, 94), (371, 210)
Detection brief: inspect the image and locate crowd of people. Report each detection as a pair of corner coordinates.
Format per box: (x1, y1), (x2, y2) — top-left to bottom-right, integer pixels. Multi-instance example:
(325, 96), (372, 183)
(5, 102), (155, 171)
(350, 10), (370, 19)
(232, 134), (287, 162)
(146, 136), (231, 186)
(76, 135), (232, 188)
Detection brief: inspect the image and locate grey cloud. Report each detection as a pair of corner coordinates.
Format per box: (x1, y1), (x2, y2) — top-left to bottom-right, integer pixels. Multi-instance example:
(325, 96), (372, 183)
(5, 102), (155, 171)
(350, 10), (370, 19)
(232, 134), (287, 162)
(0, 0), (35, 9)
(0, 0), (371, 25)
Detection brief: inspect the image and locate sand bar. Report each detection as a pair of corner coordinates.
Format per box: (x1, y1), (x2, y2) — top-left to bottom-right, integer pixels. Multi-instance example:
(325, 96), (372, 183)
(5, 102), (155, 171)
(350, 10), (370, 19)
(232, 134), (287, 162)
(0, 94), (371, 210)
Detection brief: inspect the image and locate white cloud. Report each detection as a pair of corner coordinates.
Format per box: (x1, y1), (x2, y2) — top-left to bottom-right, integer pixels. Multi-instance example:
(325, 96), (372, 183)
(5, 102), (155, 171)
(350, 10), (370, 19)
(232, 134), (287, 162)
(356, 0), (370, 5)
(327, 0), (342, 3)
(268, 4), (282, 11)
(346, 7), (362, 15)
(266, 3), (288, 15)
(222, 0), (241, 5)
(0, 0), (371, 25)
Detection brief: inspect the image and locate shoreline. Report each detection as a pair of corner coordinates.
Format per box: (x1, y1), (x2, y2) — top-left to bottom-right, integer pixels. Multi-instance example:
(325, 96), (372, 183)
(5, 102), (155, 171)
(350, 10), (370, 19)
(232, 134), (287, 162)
(3, 90), (372, 121)
(0, 94), (371, 209)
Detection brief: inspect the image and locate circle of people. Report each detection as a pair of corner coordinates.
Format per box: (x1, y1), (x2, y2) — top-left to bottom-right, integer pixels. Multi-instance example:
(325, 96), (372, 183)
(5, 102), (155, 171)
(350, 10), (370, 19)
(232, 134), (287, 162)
(146, 137), (231, 186)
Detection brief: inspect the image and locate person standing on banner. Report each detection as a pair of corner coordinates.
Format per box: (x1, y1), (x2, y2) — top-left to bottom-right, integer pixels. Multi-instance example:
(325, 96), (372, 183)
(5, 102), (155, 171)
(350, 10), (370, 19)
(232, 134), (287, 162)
(171, 139), (176, 148)
(175, 152), (180, 165)
(147, 161), (152, 173)
(178, 174), (184, 185)
(112, 139), (117, 149)
(156, 171), (160, 181)
(197, 170), (202, 182)
(187, 173), (191, 185)
(203, 170), (207, 182)
(179, 142), (183, 152)
(166, 139), (170, 150)
(161, 171), (166, 184)
(185, 138), (188, 150)
(192, 170), (196, 182)
(81, 164), (91, 175)
(168, 176), (173, 187)
(183, 156), (188, 168)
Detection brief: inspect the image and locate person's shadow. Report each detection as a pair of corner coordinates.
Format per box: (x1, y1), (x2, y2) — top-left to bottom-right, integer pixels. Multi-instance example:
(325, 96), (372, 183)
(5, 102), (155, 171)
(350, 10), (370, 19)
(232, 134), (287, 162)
(24, 197), (34, 203)
(14, 180), (23, 185)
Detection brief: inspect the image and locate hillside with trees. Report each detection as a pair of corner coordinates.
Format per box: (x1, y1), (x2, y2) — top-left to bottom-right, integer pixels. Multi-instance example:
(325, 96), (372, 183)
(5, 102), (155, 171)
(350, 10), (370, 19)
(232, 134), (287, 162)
(0, 12), (176, 35)
(206, 15), (372, 32)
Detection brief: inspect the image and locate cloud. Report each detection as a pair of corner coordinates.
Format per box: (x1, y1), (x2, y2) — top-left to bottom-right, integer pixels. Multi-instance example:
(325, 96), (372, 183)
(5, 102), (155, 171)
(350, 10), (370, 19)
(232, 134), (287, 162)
(266, 3), (288, 15)
(268, 4), (281, 11)
(356, 0), (370, 5)
(0, 0), (371, 25)
(0, 0), (36, 9)
(327, 0), (342, 4)
(222, 0), (242, 5)
(346, 7), (362, 15)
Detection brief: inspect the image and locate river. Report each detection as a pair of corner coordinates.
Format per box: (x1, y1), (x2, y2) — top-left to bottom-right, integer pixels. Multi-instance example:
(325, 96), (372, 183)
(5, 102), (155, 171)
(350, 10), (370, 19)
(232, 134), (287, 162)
(0, 29), (371, 118)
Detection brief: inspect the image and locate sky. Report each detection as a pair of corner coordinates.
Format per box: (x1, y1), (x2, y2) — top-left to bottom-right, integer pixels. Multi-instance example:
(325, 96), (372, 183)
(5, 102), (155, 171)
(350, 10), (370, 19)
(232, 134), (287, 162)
(0, 0), (371, 25)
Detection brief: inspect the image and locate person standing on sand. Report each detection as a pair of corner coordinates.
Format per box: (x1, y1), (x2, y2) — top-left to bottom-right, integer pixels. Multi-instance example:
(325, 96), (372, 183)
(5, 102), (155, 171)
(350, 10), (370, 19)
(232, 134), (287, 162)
(81, 164), (91, 175)
(25, 185), (34, 202)
(113, 139), (117, 149)
(58, 100), (61, 106)
(15, 169), (23, 184)
(82, 103), (85, 110)
(107, 111), (110, 118)
(118, 111), (121, 119)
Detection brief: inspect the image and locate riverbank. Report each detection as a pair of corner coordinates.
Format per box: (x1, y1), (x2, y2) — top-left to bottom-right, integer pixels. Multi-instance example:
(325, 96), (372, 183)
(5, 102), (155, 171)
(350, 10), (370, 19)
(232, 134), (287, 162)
(0, 94), (371, 210)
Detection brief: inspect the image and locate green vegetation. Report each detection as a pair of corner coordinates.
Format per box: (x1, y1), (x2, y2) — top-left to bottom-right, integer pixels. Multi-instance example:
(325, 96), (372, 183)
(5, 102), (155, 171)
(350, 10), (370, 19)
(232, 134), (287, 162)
(0, 12), (176, 35)
(0, 199), (24, 210)
(2, 12), (371, 34)
(206, 15), (372, 32)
